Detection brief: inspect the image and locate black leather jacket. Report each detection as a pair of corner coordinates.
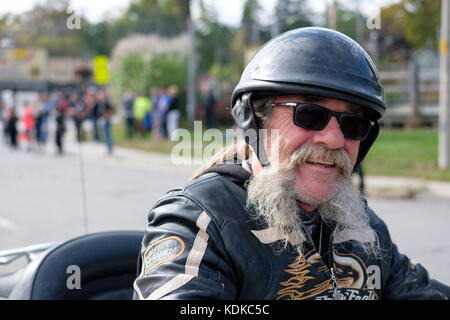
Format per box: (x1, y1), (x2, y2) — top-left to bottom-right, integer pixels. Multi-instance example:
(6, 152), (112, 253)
(133, 164), (450, 300)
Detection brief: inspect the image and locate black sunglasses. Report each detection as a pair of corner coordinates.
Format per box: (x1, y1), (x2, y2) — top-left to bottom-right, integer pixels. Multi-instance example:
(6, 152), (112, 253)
(268, 102), (374, 141)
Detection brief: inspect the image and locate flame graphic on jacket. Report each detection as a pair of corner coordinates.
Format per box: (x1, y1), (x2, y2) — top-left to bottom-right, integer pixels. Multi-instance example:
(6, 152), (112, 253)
(277, 249), (375, 300)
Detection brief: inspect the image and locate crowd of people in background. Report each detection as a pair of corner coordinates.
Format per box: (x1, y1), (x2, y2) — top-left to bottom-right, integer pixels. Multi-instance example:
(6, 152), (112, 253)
(0, 85), (115, 155)
(122, 84), (181, 141)
(0, 83), (217, 156)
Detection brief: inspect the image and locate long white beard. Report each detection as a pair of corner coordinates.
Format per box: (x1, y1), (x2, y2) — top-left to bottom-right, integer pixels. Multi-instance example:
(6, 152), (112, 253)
(246, 144), (379, 257)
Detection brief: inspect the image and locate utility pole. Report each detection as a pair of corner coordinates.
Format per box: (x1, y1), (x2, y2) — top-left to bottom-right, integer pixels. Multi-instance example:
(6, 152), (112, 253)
(355, 0), (364, 44)
(327, 0), (338, 30)
(186, 0), (197, 124)
(439, 0), (450, 168)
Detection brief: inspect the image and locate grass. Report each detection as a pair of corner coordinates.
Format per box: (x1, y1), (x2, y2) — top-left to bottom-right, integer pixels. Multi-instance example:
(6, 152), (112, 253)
(112, 122), (450, 182)
(363, 128), (450, 181)
(112, 121), (229, 160)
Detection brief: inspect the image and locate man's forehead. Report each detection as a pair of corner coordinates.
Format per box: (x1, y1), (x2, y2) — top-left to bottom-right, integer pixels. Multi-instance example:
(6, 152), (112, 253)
(272, 94), (362, 114)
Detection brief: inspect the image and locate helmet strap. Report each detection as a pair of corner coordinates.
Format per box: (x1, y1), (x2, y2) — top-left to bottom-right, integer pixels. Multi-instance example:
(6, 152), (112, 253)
(232, 93), (270, 167)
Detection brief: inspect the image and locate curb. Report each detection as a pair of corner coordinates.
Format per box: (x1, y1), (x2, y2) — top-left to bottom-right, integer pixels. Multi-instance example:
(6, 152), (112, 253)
(358, 176), (450, 201)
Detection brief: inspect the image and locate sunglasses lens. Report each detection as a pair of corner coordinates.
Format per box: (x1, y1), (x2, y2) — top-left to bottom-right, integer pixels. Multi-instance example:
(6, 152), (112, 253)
(340, 114), (371, 140)
(293, 104), (371, 140)
(294, 104), (329, 131)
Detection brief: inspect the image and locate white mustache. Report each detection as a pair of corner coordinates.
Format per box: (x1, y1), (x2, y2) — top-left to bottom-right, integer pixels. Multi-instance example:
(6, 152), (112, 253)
(283, 145), (353, 177)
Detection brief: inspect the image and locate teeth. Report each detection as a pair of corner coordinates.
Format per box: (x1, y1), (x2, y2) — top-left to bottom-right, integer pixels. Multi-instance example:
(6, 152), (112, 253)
(307, 160), (335, 166)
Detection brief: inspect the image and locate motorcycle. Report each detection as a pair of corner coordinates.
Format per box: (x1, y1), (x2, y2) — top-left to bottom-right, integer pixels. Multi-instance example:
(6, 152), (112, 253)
(0, 230), (144, 300)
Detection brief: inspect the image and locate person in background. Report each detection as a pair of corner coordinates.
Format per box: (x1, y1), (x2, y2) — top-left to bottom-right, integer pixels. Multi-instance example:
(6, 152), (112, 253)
(38, 92), (52, 147)
(152, 88), (170, 141)
(133, 92), (152, 138)
(203, 87), (216, 129)
(68, 91), (86, 143)
(55, 106), (66, 155)
(22, 101), (35, 152)
(90, 91), (101, 142)
(83, 88), (96, 140)
(5, 107), (18, 149)
(166, 85), (180, 139)
(34, 108), (46, 152)
(123, 89), (136, 139)
(94, 90), (114, 155)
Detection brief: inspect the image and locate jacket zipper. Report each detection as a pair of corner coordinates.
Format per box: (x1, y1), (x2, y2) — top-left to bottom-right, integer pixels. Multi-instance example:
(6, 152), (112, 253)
(330, 267), (342, 300)
(327, 227), (342, 300)
(307, 220), (342, 300)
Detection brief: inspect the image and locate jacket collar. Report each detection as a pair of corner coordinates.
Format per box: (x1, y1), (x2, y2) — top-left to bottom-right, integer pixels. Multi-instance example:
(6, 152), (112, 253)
(201, 163), (252, 187)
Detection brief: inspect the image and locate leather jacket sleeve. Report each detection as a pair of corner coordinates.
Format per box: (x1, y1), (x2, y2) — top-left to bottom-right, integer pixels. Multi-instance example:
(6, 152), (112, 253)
(383, 242), (450, 299)
(133, 192), (237, 300)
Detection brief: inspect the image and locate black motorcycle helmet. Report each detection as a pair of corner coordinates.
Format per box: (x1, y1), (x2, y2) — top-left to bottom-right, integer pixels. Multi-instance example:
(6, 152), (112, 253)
(231, 27), (386, 169)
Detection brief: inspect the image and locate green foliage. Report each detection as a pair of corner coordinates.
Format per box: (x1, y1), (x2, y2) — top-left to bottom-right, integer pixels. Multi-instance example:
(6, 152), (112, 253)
(107, 0), (190, 43)
(401, 0), (441, 50)
(111, 54), (148, 96)
(241, 0), (262, 43)
(196, 0), (238, 74)
(148, 54), (187, 89)
(80, 20), (114, 56)
(378, 0), (441, 63)
(0, 0), (86, 56)
(364, 128), (450, 181)
(110, 53), (187, 107)
(274, 0), (312, 34)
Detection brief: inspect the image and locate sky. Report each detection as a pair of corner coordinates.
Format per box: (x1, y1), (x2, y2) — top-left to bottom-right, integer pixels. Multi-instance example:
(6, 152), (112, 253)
(0, 0), (397, 25)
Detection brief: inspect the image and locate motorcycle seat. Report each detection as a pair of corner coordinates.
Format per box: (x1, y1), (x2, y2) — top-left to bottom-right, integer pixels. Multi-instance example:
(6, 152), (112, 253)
(9, 230), (144, 300)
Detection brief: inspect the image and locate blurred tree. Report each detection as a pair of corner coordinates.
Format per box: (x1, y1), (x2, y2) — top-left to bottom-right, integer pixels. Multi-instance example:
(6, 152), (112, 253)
(378, 1), (413, 64)
(335, 8), (358, 40)
(117, 0), (182, 36)
(196, 0), (235, 73)
(400, 0), (440, 50)
(110, 53), (187, 111)
(110, 53), (148, 97)
(80, 21), (114, 57)
(0, 13), (26, 47)
(273, 0), (312, 35)
(0, 0), (85, 56)
(375, 0), (440, 65)
(107, 0), (190, 41)
(148, 53), (187, 89)
(242, 0), (262, 44)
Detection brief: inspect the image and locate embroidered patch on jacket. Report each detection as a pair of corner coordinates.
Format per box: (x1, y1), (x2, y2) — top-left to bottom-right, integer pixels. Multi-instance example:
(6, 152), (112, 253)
(143, 236), (185, 275)
(276, 249), (380, 300)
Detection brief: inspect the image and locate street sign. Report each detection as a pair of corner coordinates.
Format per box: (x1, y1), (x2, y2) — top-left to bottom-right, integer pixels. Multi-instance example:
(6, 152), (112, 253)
(93, 55), (110, 85)
(0, 48), (48, 81)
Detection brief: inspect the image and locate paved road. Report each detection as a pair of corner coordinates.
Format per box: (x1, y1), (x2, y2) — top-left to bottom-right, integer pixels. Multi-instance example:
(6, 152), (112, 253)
(0, 140), (196, 250)
(368, 197), (450, 285)
(1, 135), (449, 286)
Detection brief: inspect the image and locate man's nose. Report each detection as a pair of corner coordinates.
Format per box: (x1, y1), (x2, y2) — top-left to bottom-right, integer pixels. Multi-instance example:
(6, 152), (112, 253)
(311, 116), (345, 149)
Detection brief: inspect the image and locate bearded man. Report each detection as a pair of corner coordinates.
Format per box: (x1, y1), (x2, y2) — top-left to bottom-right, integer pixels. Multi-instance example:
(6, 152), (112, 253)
(133, 28), (450, 300)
